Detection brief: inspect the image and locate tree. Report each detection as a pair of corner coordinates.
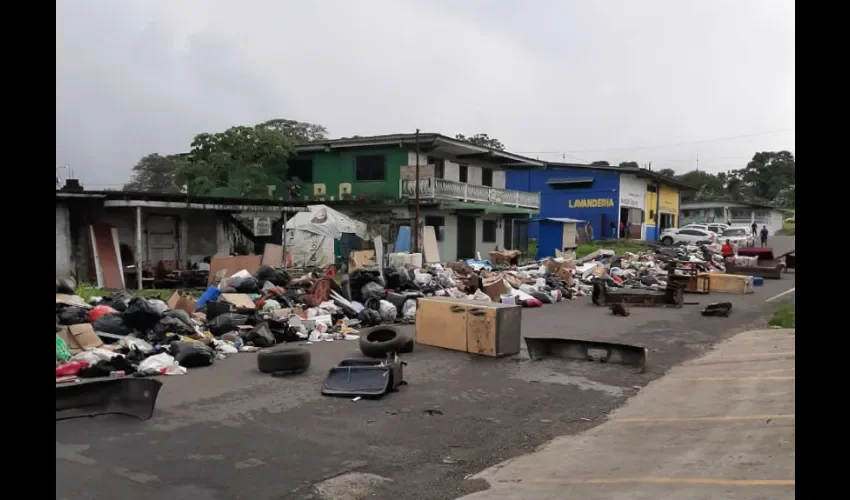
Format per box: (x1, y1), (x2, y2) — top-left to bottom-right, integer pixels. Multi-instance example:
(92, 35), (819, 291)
(618, 161), (640, 168)
(677, 170), (726, 201)
(256, 119), (328, 143)
(590, 161), (610, 166)
(657, 168), (677, 178)
(177, 125), (295, 197)
(731, 151), (795, 201)
(455, 133), (505, 150)
(123, 154), (185, 193)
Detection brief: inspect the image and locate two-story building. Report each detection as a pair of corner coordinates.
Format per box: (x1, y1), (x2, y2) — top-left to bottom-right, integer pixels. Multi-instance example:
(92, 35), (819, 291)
(281, 133), (545, 261)
(506, 163), (693, 243)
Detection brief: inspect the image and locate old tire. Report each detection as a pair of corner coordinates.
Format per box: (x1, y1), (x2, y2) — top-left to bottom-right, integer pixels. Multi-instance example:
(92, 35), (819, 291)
(359, 326), (406, 358)
(257, 345), (311, 374)
(399, 335), (414, 354)
(661, 236), (674, 246)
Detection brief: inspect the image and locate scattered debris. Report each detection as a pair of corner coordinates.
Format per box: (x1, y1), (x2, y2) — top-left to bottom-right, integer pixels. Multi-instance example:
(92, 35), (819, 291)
(701, 302), (733, 317)
(610, 304), (630, 317)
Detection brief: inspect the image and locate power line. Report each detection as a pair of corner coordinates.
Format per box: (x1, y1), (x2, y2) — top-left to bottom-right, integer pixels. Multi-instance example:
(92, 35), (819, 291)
(515, 127), (794, 155)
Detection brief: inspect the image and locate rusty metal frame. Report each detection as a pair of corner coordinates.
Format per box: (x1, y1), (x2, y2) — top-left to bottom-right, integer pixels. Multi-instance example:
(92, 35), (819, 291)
(525, 337), (648, 373)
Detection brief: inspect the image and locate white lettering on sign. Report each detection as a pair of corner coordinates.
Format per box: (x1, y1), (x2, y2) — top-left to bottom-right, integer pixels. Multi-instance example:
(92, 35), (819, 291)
(618, 174), (647, 210)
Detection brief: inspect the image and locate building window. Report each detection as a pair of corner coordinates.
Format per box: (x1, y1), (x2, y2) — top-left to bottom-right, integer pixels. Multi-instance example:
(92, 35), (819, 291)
(482, 220), (497, 243)
(547, 178), (594, 190)
(427, 156), (445, 179)
(287, 158), (314, 183)
(459, 164), (468, 183)
(355, 155), (386, 181)
(482, 168), (493, 187)
(424, 216), (445, 241)
(646, 184), (658, 193)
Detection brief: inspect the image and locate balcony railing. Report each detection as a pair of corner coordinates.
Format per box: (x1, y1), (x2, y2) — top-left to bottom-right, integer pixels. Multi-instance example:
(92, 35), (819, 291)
(401, 177), (540, 210)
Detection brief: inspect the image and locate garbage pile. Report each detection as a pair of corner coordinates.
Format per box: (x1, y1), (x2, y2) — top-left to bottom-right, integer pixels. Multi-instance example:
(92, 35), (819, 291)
(54, 266), (365, 382)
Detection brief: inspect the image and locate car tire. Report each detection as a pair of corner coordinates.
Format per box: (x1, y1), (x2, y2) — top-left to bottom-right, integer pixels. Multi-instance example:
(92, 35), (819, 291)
(359, 326), (406, 358)
(399, 335), (414, 354)
(257, 345), (311, 374)
(661, 236), (674, 246)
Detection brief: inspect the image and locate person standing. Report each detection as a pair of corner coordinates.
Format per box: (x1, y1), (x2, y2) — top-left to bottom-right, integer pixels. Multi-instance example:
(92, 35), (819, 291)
(751, 221), (758, 238)
(721, 239), (735, 259)
(610, 220), (617, 239)
(759, 225), (769, 247)
(625, 219), (632, 239)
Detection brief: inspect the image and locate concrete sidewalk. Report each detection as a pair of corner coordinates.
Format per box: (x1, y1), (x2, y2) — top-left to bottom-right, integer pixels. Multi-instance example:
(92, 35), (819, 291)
(458, 328), (795, 500)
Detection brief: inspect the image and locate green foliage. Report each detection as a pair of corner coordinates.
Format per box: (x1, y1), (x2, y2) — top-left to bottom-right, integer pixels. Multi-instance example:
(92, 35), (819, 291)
(656, 168), (677, 177)
(768, 300), (795, 328)
(177, 125), (296, 197)
(590, 161), (610, 166)
(256, 118), (328, 143)
(676, 151), (795, 207)
(455, 133), (506, 151)
(123, 154), (185, 193)
(618, 161), (640, 168)
(75, 283), (191, 303)
(575, 241), (647, 258)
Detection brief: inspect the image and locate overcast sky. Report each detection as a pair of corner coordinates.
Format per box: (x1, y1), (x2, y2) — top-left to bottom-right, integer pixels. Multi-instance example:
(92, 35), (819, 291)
(56, 0), (795, 188)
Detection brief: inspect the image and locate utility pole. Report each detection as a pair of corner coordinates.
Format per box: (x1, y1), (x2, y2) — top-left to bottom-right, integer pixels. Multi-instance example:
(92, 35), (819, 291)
(413, 129), (421, 253)
(696, 154), (699, 173)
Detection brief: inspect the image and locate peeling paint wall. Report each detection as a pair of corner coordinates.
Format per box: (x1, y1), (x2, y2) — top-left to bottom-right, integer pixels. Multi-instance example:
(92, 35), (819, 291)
(56, 204), (73, 277)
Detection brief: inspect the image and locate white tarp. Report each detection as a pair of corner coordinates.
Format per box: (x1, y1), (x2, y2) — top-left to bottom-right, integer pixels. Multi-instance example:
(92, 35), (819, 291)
(283, 205), (369, 268)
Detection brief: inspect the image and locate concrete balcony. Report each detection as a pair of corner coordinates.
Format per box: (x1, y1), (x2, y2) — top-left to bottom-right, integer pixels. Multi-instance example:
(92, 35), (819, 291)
(401, 178), (540, 210)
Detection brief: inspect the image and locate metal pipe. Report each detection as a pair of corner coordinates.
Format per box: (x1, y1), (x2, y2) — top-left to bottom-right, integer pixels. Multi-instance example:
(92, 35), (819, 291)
(413, 129), (421, 253)
(135, 206), (143, 290)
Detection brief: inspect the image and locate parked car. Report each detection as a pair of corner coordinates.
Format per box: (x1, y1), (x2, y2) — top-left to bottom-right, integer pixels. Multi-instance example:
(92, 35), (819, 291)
(719, 227), (755, 248)
(682, 223), (729, 235)
(660, 227), (717, 246)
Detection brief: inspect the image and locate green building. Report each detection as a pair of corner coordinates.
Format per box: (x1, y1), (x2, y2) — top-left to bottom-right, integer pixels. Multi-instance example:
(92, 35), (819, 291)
(284, 133), (544, 261)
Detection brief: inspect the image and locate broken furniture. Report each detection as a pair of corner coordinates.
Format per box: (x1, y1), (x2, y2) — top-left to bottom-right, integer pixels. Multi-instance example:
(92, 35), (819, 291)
(415, 297), (522, 357)
(321, 354), (406, 398)
(701, 302), (733, 317)
(524, 337), (648, 373)
(591, 281), (684, 308)
(736, 248), (776, 262)
(666, 263), (710, 294)
(56, 377), (163, 421)
(697, 273), (754, 295)
(775, 249), (796, 272)
(723, 260), (784, 280)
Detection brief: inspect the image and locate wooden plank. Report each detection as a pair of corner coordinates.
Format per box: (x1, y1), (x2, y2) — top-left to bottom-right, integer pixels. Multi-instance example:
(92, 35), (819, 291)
(423, 226), (441, 263)
(90, 225), (123, 290)
(466, 306), (497, 356)
(262, 243), (283, 267)
(208, 255), (263, 284)
(698, 273), (754, 294)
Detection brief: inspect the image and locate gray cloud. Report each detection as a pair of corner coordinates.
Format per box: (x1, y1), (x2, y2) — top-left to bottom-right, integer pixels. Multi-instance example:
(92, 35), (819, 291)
(56, 0), (795, 188)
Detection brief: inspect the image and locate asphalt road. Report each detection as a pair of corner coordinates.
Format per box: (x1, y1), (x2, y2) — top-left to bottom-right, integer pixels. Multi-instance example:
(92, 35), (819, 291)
(56, 237), (795, 500)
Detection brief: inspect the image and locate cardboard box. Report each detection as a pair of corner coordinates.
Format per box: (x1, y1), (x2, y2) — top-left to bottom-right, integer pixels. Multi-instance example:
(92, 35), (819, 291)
(481, 274), (510, 302)
(58, 324), (104, 354)
(220, 293), (257, 310)
(167, 290), (197, 314)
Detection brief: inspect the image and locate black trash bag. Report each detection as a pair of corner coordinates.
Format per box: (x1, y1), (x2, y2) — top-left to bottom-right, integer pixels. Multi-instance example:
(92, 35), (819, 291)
(254, 266), (291, 286)
(229, 277), (260, 294)
(244, 323), (276, 348)
(153, 316), (196, 338)
(164, 309), (194, 330)
(100, 291), (130, 312)
(361, 281), (386, 302)
(170, 340), (215, 368)
(349, 269), (382, 302)
(123, 297), (163, 331)
(530, 291), (554, 304)
(57, 306), (88, 325)
(203, 301), (234, 321)
(357, 308), (381, 327)
(384, 292), (407, 311)
(207, 312), (249, 336)
(92, 313), (136, 335)
(56, 277), (76, 295)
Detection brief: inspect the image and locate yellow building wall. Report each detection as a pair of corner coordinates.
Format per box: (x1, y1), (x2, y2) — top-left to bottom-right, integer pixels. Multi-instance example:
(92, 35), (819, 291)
(645, 185), (658, 227)
(659, 185), (680, 226)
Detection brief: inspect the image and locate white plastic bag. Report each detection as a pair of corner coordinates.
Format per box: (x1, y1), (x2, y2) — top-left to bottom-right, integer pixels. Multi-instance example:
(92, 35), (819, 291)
(138, 353), (187, 376)
(70, 348), (119, 365)
(402, 300), (417, 320)
(472, 289), (492, 302)
(378, 300), (398, 321)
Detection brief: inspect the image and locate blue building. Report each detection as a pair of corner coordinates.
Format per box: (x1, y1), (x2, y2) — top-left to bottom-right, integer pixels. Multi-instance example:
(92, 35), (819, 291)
(506, 163), (691, 250)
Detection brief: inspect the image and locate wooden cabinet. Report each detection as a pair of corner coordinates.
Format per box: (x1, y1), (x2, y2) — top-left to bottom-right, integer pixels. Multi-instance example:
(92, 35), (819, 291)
(415, 297), (522, 357)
